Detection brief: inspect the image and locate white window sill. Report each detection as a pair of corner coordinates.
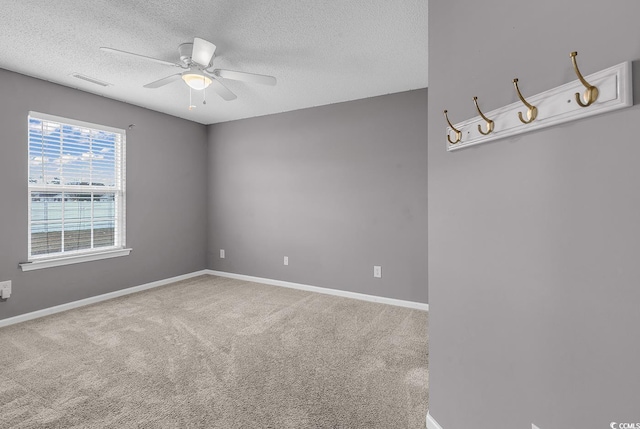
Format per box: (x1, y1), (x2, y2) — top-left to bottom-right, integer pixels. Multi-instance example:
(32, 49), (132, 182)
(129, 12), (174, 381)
(19, 248), (132, 272)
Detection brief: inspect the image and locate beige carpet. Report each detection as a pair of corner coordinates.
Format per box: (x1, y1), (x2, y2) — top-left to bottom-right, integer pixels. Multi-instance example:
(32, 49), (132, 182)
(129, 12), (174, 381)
(0, 275), (428, 428)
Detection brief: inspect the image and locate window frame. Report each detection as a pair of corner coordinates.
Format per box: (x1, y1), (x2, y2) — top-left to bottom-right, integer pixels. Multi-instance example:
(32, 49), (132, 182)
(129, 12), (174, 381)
(20, 112), (130, 271)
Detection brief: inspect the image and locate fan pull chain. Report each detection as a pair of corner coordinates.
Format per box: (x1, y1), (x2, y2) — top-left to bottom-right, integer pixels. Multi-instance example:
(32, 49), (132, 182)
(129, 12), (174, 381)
(203, 76), (207, 105)
(188, 87), (196, 111)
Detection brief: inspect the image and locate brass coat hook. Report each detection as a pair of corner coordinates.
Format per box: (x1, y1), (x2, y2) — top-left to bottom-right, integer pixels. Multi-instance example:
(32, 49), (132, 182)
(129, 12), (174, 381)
(473, 97), (494, 135)
(513, 79), (537, 124)
(444, 110), (462, 144)
(570, 51), (599, 107)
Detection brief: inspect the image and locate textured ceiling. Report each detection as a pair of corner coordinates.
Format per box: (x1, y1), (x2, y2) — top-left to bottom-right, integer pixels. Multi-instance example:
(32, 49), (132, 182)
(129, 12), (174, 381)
(0, 0), (428, 125)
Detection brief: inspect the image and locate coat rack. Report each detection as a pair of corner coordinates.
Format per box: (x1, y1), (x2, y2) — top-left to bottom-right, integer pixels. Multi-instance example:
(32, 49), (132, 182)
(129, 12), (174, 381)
(444, 52), (633, 151)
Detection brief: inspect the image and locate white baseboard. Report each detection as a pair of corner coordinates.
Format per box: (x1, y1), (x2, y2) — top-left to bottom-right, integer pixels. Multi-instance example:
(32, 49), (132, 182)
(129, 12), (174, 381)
(1, 269), (427, 329)
(0, 270), (210, 328)
(206, 270), (428, 311)
(427, 412), (443, 429)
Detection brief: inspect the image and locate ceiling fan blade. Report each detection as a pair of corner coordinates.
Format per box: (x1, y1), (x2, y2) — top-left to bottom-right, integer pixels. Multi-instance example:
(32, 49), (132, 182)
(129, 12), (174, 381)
(213, 69), (277, 86)
(192, 38), (217, 67)
(203, 71), (236, 100)
(143, 73), (183, 89)
(100, 47), (180, 67)
(210, 78), (237, 101)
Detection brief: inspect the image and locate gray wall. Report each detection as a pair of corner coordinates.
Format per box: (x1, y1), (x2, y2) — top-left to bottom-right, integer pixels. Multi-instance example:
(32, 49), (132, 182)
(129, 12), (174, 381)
(0, 69), (208, 321)
(428, 1), (640, 428)
(208, 90), (428, 303)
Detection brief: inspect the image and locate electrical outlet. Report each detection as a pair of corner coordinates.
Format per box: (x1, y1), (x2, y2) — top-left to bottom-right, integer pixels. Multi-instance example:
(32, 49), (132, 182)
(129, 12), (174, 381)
(284, 256), (289, 266)
(220, 249), (225, 259)
(373, 266), (382, 278)
(0, 280), (11, 299)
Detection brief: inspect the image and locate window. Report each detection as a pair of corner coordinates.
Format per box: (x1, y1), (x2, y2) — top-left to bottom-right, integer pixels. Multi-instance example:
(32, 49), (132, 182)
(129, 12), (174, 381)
(21, 112), (129, 271)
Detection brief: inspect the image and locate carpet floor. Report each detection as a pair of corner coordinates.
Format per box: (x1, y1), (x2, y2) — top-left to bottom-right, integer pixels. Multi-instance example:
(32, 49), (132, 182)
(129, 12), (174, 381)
(0, 275), (428, 428)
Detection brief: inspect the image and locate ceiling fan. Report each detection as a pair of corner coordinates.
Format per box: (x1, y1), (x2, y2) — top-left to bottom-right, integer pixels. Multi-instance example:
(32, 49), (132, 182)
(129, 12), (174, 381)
(100, 37), (276, 105)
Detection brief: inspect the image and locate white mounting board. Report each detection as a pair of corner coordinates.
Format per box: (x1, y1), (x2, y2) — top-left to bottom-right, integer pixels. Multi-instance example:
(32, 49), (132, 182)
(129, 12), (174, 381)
(446, 61), (633, 151)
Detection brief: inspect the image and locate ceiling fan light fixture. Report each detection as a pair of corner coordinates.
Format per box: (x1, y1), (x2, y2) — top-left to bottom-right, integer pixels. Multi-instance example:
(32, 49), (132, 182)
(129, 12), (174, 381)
(181, 72), (212, 90)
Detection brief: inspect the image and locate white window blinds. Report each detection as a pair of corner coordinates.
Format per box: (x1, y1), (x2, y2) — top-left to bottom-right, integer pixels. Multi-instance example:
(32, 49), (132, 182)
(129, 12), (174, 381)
(27, 112), (126, 259)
